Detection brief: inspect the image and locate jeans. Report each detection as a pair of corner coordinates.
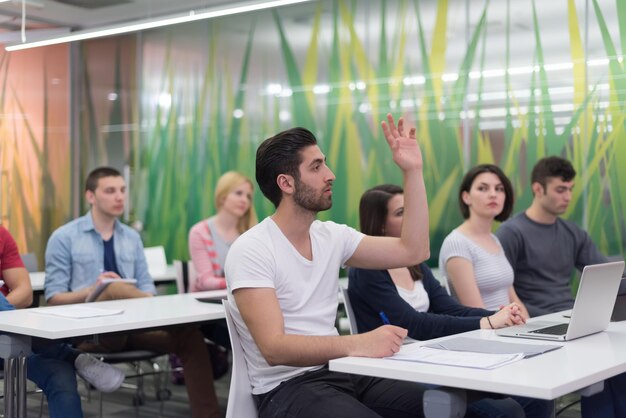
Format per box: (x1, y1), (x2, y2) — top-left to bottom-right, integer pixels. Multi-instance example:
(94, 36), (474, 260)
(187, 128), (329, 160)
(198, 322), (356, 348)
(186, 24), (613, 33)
(255, 366), (427, 418)
(581, 373), (626, 418)
(1, 343), (83, 418)
(467, 395), (554, 418)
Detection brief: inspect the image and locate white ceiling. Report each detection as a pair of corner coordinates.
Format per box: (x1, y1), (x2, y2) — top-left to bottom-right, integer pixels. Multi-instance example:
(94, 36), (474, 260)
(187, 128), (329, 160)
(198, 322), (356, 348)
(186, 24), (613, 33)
(0, 0), (240, 42)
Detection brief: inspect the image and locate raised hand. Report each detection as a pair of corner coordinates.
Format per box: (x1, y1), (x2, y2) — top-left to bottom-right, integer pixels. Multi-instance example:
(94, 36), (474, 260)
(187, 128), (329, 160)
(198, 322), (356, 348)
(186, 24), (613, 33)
(381, 113), (423, 172)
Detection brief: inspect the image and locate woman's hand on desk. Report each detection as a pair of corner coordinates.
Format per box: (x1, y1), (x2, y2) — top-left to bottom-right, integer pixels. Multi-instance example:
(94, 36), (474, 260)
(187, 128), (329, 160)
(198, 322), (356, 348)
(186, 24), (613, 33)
(481, 303), (526, 329)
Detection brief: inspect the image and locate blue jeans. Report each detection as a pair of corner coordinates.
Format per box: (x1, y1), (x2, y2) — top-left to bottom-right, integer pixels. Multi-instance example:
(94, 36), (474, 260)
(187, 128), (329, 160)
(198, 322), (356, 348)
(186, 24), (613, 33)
(581, 373), (626, 418)
(1, 342), (83, 418)
(468, 395), (554, 418)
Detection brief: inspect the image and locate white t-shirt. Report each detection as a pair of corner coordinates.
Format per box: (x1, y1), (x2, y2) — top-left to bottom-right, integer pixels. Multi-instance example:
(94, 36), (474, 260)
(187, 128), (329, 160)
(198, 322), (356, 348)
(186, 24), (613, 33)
(439, 229), (513, 310)
(224, 217), (364, 394)
(396, 280), (430, 312)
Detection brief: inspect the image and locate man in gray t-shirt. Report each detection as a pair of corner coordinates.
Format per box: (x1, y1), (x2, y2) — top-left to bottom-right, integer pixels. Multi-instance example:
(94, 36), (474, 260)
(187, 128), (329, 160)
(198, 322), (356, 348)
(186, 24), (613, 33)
(497, 156), (625, 418)
(496, 156), (606, 317)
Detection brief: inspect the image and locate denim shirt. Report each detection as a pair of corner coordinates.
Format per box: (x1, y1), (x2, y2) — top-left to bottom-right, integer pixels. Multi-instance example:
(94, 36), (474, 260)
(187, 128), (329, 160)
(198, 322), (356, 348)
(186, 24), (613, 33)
(44, 212), (156, 301)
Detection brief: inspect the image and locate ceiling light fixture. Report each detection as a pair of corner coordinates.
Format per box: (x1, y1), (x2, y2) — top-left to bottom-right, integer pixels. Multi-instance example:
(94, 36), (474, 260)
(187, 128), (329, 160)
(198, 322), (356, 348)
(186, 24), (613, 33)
(5, 0), (315, 51)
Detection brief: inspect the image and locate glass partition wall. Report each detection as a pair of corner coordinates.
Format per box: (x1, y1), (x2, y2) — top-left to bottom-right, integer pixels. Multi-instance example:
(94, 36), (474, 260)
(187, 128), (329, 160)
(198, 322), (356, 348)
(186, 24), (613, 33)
(2, 0), (624, 265)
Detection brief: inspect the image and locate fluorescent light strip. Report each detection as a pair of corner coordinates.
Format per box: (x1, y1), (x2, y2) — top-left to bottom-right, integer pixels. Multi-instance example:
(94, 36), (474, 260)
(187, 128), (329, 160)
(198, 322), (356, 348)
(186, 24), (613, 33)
(6, 0), (315, 51)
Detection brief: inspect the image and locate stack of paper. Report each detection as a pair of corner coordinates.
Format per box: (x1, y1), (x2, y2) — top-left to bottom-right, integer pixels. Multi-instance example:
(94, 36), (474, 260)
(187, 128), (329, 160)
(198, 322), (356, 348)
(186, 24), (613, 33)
(31, 305), (125, 319)
(389, 344), (524, 370)
(388, 337), (562, 370)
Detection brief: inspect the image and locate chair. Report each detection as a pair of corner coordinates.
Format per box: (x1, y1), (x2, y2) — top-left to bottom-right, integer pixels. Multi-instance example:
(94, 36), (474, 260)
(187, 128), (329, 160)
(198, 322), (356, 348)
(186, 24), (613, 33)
(222, 299), (257, 418)
(173, 260), (198, 294)
(143, 246), (168, 278)
(173, 260), (188, 294)
(20, 253), (38, 273)
(340, 287), (358, 335)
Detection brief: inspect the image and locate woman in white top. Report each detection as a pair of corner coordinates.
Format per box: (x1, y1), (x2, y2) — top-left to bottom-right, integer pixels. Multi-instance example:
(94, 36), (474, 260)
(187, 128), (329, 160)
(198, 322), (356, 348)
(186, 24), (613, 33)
(439, 164), (529, 318)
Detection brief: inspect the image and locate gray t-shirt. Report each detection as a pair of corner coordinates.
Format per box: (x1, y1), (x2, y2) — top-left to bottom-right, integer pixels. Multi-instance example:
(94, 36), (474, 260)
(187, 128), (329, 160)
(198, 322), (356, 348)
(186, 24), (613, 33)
(439, 229), (514, 311)
(496, 212), (606, 316)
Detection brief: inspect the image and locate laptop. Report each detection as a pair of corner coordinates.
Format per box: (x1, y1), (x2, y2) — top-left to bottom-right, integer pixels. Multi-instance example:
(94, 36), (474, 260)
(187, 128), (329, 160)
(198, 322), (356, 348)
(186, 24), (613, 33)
(497, 261), (625, 341)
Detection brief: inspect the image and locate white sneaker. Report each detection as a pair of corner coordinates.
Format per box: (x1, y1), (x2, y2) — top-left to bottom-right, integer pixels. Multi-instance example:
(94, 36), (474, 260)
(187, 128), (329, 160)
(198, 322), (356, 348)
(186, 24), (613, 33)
(75, 353), (125, 393)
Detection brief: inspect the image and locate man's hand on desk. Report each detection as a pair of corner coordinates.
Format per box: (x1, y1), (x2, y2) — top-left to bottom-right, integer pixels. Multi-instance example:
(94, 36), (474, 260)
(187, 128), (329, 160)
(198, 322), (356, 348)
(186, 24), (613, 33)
(96, 271), (122, 283)
(348, 325), (407, 358)
(481, 303), (526, 329)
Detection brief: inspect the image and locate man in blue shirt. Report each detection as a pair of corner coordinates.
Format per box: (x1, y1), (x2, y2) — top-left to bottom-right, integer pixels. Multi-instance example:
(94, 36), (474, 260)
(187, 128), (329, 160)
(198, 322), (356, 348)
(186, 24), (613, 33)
(44, 167), (219, 418)
(0, 225), (124, 418)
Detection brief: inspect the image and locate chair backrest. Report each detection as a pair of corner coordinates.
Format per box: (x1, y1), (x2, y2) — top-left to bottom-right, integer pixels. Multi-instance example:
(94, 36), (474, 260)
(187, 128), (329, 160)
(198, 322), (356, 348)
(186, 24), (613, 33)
(222, 300), (257, 418)
(186, 261), (198, 292)
(20, 253), (38, 273)
(173, 260), (198, 293)
(143, 246), (167, 277)
(173, 260), (187, 294)
(341, 287), (358, 335)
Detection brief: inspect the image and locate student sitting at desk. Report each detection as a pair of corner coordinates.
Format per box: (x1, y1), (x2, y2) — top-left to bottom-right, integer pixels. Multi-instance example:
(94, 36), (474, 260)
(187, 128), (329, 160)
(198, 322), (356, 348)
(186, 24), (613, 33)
(349, 184), (553, 418)
(227, 115), (432, 417)
(0, 225), (124, 418)
(496, 156), (626, 418)
(439, 164), (529, 317)
(44, 167), (220, 418)
(188, 170), (257, 291)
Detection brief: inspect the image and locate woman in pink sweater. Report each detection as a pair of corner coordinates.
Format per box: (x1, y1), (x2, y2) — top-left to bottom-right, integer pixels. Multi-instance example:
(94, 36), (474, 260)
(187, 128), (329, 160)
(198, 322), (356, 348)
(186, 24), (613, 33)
(188, 171), (257, 291)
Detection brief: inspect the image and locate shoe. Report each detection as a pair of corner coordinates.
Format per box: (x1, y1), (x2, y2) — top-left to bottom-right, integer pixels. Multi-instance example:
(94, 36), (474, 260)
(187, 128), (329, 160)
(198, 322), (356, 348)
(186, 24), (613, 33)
(75, 353), (125, 393)
(169, 354), (185, 386)
(207, 343), (229, 380)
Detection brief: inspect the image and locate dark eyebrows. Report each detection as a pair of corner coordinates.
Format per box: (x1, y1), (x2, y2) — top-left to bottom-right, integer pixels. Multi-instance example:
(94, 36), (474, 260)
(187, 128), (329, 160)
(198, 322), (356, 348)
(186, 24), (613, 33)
(308, 157), (325, 168)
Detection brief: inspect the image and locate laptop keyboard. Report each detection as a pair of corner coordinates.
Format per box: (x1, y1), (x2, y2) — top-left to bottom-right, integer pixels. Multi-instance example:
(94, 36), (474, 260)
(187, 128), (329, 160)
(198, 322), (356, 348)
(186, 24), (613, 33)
(529, 323), (569, 335)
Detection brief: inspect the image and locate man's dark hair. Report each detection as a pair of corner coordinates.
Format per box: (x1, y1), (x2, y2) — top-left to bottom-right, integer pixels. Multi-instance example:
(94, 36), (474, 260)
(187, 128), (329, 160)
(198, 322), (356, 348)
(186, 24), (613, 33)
(531, 156), (577, 191)
(458, 164), (514, 222)
(85, 167), (123, 192)
(255, 127), (318, 208)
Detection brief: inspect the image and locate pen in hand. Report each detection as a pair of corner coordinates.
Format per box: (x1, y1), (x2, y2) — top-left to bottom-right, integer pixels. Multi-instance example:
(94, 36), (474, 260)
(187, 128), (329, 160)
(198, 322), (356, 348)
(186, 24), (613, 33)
(379, 311), (391, 325)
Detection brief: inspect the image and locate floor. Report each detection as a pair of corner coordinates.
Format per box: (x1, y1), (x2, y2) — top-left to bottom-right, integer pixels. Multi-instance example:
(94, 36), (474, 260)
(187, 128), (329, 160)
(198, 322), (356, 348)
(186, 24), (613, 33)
(20, 355), (583, 417)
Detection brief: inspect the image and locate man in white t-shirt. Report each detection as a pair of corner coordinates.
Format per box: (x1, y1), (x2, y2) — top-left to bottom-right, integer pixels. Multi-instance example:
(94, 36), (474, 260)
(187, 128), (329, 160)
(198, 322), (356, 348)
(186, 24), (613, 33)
(225, 115), (431, 417)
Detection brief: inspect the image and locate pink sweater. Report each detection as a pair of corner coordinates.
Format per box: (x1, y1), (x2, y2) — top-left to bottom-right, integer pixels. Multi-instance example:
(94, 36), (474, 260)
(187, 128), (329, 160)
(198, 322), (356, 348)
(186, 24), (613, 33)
(188, 219), (227, 291)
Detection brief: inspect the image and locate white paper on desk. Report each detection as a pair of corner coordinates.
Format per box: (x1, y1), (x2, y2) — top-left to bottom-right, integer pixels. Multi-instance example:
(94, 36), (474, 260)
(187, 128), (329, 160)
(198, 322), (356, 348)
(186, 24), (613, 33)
(425, 337), (562, 358)
(31, 305), (125, 319)
(388, 344), (524, 370)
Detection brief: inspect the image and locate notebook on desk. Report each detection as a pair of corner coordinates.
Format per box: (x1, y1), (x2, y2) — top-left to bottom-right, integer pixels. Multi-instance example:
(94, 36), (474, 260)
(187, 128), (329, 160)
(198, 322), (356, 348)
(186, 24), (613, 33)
(497, 261), (625, 341)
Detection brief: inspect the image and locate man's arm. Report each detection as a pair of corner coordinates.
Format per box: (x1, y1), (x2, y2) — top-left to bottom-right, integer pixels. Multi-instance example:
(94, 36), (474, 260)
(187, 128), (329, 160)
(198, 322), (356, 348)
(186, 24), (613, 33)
(131, 235), (156, 295)
(0, 228), (33, 308)
(45, 232), (93, 305)
(347, 114), (429, 269)
(2, 268), (33, 308)
(233, 287), (407, 366)
(494, 222), (521, 270)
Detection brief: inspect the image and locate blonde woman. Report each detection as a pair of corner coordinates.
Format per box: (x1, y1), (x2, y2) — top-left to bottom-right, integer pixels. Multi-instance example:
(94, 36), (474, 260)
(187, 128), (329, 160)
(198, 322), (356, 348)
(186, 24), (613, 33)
(188, 171), (257, 291)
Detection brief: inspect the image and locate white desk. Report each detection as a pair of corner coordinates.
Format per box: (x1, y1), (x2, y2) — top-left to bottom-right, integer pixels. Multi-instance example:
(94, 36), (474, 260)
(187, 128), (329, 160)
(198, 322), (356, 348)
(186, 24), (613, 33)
(0, 293), (225, 417)
(330, 313), (626, 401)
(29, 265), (178, 293)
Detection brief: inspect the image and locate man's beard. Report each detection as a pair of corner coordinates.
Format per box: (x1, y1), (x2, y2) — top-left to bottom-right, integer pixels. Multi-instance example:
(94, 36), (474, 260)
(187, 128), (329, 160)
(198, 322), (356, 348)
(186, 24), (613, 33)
(293, 178), (332, 212)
